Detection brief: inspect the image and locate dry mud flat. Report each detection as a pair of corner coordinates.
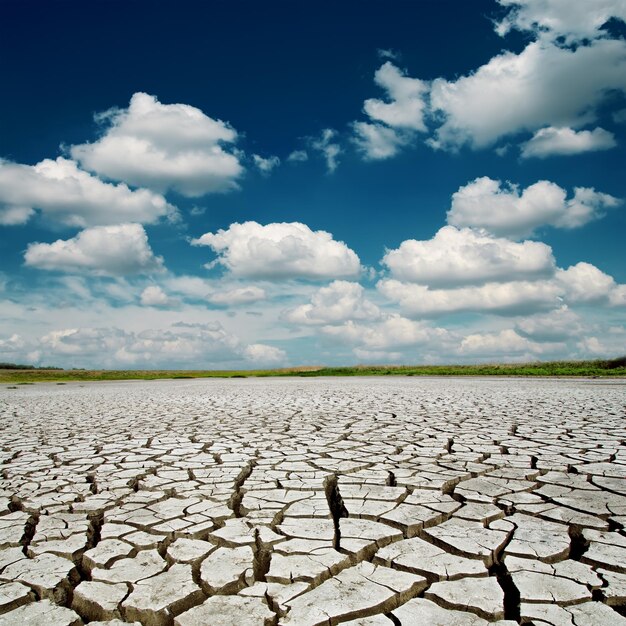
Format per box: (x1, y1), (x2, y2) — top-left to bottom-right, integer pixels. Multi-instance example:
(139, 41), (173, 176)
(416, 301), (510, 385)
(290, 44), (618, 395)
(0, 377), (625, 626)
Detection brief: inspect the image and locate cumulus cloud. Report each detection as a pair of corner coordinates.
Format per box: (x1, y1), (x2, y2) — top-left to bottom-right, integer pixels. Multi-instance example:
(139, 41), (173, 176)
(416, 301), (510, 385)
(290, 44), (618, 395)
(24, 224), (164, 276)
(378, 278), (560, 316)
(459, 328), (559, 356)
(0, 333), (26, 359)
(192, 221), (362, 280)
(577, 335), (626, 357)
(382, 226), (555, 286)
(353, 62), (428, 160)
(140, 285), (174, 307)
(557, 262), (626, 305)
(0, 157), (175, 227)
(447, 177), (620, 237)
(516, 305), (584, 341)
(495, 0), (626, 43)
(209, 286), (266, 306)
(71, 92), (244, 197)
(253, 154), (280, 174)
(363, 62), (429, 132)
(23, 322), (285, 369)
(243, 343), (287, 364)
(322, 315), (449, 351)
(161, 276), (266, 306)
(310, 129), (341, 173)
(428, 39), (626, 151)
(352, 122), (408, 160)
(520, 126), (617, 158)
(287, 150), (308, 162)
(283, 281), (381, 325)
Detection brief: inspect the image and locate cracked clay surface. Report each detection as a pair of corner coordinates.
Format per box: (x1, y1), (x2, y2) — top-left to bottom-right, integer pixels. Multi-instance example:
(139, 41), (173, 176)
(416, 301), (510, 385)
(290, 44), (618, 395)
(0, 376), (624, 625)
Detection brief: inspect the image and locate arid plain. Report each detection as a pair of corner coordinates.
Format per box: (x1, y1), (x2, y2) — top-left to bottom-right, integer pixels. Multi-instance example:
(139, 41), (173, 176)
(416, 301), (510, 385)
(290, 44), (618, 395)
(0, 377), (625, 625)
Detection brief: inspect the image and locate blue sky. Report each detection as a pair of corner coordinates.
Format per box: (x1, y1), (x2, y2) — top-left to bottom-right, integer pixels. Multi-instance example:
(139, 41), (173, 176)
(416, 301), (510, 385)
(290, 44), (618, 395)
(1, 0), (625, 368)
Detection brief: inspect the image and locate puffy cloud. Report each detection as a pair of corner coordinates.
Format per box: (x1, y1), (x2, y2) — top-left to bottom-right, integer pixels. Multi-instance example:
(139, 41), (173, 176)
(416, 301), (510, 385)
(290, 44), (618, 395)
(378, 278), (560, 316)
(556, 262), (625, 304)
(310, 129), (341, 173)
(0, 206), (34, 226)
(577, 335), (626, 357)
(352, 122), (407, 160)
(459, 328), (559, 356)
(382, 226), (555, 286)
(429, 39), (626, 151)
(0, 157), (175, 227)
(0, 333), (26, 359)
(25, 322), (286, 369)
(71, 92), (243, 197)
(283, 281), (381, 325)
(495, 0), (626, 43)
(322, 315), (449, 351)
(140, 285), (174, 307)
(520, 126), (617, 158)
(447, 177), (620, 237)
(353, 62), (428, 160)
(243, 343), (287, 364)
(24, 224), (164, 276)
(209, 286), (266, 306)
(287, 150), (308, 162)
(363, 62), (428, 132)
(253, 154), (280, 174)
(160, 276), (266, 306)
(192, 221), (362, 280)
(516, 305), (584, 341)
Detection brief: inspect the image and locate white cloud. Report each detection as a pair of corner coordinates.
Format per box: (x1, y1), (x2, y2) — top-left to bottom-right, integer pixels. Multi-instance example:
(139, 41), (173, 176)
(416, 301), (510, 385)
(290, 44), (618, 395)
(459, 328), (559, 356)
(352, 122), (407, 160)
(363, 62), (428, 131)
(0, 206), (34, 226)
(322, 315), (449, 351)
(577, 335), (625, 357)
(310, 129), (341, 173)
(287, 150), (308, 162)
(353, 62), (428, 160)
(447, 177), (620, 237)
(283, 281), (381, 325)
(556, 262), (625, 304)
(521, 126), (617, 158)
(243, 343), (286, 364)
(377, 49), (399, 60)
(209, 286), (266, 306)
(28, 322), (285, 369)
(516, 305), (584, 341)
(24, 224), (164, 276)
(140, 285), (174, 307)
(429, 39), (626, 151)
(495, 0), (626, 43)
(160, 276), (267, 306)
(382, 226), (555, 286)
(192, 221), (362, 280)
(0, 333), (26, 360)
(378, 278), (560, 316)
(253, 154), (280, 174)
(71, 92), (244, 197)
(0, 157), (175, 228)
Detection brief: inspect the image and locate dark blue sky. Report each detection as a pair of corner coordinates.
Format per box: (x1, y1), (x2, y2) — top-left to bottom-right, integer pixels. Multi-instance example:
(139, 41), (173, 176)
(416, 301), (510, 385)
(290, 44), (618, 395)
(0, 0), (624, 367)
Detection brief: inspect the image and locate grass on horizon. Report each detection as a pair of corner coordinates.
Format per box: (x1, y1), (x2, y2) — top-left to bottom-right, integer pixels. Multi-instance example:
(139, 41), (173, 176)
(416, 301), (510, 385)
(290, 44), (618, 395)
(1, 358), (625, 383)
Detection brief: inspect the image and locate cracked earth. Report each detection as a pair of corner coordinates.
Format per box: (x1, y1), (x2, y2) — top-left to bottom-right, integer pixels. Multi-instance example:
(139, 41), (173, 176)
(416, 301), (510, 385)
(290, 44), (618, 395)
(0, 377), (625, 625)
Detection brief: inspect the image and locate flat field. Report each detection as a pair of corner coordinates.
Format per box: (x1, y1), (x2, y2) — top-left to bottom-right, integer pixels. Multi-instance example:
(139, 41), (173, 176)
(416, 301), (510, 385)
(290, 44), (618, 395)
(1, 357), (625, 383)
(0, 377), (625, 625)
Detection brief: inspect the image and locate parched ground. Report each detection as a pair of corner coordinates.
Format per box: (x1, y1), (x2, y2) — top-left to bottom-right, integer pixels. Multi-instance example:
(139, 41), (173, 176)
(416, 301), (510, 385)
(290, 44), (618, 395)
(0, 377), (625, 626)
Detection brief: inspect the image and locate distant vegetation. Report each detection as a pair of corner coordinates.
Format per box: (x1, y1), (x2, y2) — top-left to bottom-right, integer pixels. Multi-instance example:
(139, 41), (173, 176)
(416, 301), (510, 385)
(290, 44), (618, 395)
(0, 363), (62, 370)
(0, 358), (624, 383)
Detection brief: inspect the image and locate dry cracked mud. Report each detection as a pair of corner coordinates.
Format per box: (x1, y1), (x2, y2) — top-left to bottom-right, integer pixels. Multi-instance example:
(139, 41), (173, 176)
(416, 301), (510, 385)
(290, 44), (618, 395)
(0, 376), (624, 625)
